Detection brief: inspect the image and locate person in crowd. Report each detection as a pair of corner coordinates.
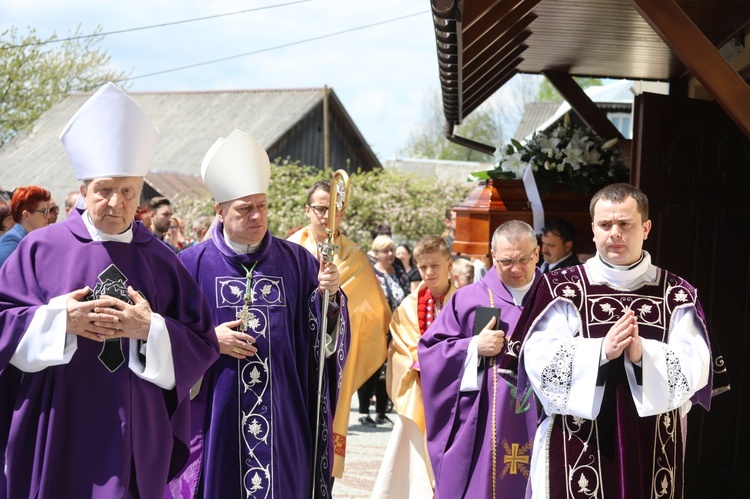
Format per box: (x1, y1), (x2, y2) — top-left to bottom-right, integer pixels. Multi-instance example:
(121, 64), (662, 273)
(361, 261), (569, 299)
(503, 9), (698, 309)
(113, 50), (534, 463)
(373, 236), (456, 497)
(419, 220), (542, 498)
(451, 257), (475, 289)
(0, 201), (14, 239)
(148, 196), (176, 251)
(396, 243), (421, 292)
(539, 218), (580, 272)
(183, 214), (213, 248)
(511, 183), (729, 498)
(0, 82), (218, 498)
(0, 185), (51, 267)
(366, 224), (404, 273)
(442, 208), (457, 257)
(64, 190), (79, 216)
(171, 129), (349, 498)
(166, 215), (187, 251)
(359, 235), (410, 427)
(471, 256), (490, 283)
(46, 198), (59, 224)
(288, 179), (391, 478)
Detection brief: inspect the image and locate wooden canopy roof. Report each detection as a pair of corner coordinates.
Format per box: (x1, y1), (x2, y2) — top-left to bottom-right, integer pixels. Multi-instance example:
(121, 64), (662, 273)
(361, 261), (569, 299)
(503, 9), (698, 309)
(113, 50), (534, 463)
(432, 0), (750, 143)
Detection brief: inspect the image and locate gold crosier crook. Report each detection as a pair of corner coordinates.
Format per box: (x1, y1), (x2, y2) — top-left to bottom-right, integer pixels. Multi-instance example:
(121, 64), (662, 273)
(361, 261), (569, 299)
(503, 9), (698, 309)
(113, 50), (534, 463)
(311, 169), (350, 498)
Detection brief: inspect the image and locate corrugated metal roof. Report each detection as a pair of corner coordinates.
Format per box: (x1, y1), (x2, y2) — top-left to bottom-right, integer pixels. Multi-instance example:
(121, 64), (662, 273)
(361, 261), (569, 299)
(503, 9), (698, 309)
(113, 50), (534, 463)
(144, 172), (210, 200)
(528, 80), (635, 140)
(513, 102), (559, 140)
(0, 87), (367, 204)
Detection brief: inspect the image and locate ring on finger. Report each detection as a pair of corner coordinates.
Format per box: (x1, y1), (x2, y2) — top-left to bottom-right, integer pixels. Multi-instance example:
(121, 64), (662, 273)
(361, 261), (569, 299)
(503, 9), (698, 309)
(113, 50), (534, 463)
(232, 347), (241, 354)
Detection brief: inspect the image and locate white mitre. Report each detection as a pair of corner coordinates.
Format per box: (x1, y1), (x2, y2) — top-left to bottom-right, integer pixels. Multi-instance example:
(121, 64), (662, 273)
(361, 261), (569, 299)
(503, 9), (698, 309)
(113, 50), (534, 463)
(201, 129), (270, 203)
(60, 82), (159, 180)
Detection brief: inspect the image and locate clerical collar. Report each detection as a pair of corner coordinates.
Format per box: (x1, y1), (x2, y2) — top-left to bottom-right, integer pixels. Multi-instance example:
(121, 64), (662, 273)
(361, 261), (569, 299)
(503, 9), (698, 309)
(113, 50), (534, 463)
(588, 251), (655, 287)
(505, 279), (535, 306)
(598, 252), (645, 270)
(82, 211), (133, 243)
(223, 229), (262, 255)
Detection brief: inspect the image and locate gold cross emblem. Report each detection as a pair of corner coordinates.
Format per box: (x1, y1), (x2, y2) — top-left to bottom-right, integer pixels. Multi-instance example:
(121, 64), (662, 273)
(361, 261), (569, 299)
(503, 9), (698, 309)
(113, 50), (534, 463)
(503, 442), (530, 475)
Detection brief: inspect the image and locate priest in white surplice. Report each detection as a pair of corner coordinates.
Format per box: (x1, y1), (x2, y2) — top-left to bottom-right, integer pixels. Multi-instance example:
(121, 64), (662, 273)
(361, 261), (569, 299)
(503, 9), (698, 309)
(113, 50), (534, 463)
(507, 183), (729, 499)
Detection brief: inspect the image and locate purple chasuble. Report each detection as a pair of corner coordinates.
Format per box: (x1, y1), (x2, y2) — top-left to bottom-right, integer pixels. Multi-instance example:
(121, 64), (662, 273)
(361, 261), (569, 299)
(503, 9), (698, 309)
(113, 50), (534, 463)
(508, 265), (729, 499)
(418, 269), (541, 498)
(0, 209), (219, 499)
(170, 224), (350, 499)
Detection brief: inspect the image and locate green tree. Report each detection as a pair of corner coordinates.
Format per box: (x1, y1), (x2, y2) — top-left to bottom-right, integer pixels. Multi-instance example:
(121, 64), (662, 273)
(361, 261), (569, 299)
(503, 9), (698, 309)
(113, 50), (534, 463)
(171, 161), (472, 249)
(0, 25), (130, 147)
(536, 77), (603, 102)
(403, 76), (542, 161)
(403, 91), (502, 162)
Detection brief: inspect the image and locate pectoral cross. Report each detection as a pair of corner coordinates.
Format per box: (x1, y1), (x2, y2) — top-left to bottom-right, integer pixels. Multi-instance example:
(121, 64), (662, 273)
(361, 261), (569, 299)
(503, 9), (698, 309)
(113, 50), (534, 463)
(237, 304), (251, 332)
(236, 265), (256, 333)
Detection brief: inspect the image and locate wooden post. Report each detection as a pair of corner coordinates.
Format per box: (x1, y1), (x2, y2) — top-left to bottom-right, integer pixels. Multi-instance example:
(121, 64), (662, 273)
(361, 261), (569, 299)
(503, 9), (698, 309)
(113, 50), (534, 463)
(323, 85), (330, 173)
(629, 0), (750, 139)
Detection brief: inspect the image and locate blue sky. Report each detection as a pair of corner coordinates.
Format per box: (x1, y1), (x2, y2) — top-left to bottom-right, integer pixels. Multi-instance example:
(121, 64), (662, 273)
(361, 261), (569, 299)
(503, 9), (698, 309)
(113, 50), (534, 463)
(2, 0), (444, 160)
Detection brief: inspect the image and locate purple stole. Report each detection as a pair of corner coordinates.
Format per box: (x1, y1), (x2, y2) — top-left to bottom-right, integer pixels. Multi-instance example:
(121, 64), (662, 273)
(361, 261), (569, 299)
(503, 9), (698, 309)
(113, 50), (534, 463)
(509, 264), (728, 499)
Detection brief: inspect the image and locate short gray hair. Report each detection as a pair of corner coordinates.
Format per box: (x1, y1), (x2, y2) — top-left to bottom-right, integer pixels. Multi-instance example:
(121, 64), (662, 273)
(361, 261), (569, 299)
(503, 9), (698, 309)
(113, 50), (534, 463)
(491, 220), (537, 250)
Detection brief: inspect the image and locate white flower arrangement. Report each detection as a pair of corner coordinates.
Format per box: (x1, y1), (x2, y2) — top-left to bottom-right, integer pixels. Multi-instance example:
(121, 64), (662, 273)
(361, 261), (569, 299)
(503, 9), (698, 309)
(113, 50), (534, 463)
(469, 115), (628, 195)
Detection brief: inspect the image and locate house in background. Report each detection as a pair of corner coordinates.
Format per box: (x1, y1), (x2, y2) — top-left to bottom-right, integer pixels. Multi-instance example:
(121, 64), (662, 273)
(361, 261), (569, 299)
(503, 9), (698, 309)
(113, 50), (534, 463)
(0, 86), (380, 206)
(514, 79), (669, 142)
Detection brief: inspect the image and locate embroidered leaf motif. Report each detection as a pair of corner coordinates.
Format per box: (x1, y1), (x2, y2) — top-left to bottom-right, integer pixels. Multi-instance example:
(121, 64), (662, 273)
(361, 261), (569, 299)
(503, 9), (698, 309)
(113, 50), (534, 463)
(660, 476), (669, 494)
(250, 472), (263, 492)
(663, 413), (671, 431)
(229, 285), (242, 298)
(249, 366), (262, 386)
(674, 290), (688, 303)
(572, 416), (584, 428)
(600, 303), (614, 313)
(261, 284), (273, 298)
(248, 313), (260, 330)
(637, 304), (653, 315)
(562, 285), (576, 298)
(578, 473), (590, 493)
(247, 418), (263, 437)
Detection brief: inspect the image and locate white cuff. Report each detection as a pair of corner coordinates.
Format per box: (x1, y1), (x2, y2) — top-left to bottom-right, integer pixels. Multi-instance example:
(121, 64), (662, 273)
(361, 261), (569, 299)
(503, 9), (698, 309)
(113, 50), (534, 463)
(128, 313), (175, 390)
(324, 323), (339, 358)
(10, 295), (77, 372)
(459, 336), (483, 392)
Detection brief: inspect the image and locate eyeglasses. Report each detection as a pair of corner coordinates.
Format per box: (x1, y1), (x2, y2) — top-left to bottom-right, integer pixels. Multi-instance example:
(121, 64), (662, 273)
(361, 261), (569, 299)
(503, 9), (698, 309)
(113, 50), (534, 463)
(29, 209), (50, 217)
(309, 205), (329, 216)
(494, 250), (537, 268)
(49, 206), (59, 215)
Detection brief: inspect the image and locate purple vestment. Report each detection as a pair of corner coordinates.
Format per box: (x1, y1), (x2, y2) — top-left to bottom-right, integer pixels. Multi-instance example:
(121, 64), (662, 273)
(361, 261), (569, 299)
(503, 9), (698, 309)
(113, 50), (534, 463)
(0, 210), (219, 499)
(418, 269), (541, 498)
(508, 264), (730, 498)
(170, 224), (349, 498)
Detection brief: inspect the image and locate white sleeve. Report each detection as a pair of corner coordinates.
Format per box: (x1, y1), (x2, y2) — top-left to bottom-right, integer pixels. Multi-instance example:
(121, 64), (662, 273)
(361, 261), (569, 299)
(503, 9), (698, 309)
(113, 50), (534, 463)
(459, 336), (483, 392)
(128, 313), (176, 390)
(523, 300), (607, 419)
(10, 295), (77, 372)
(324, 315), (340, 358)
(624, 307), (710, 416)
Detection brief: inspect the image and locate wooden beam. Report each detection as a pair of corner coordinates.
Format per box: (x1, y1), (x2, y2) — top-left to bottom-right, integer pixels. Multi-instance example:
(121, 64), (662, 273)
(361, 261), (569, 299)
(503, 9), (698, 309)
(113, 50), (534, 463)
(542, 71), (624, 141)
(629, 0), (750, 138)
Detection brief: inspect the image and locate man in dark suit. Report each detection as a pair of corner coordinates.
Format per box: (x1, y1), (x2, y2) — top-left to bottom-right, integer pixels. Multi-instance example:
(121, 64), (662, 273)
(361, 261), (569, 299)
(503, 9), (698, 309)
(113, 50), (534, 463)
(539, 218), (580, 272)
